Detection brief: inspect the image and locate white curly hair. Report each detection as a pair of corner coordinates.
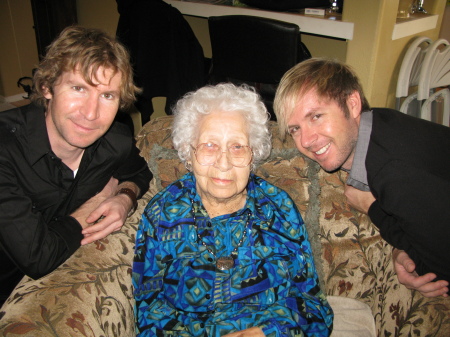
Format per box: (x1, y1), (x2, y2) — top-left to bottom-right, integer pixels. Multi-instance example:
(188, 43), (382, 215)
(172, 83), (272, 169)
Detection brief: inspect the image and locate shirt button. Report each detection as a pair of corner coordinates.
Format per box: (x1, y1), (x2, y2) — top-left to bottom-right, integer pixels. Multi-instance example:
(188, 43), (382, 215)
(200, 323), (205, 328)
(205, 294), (211, 299)
(10, 127), (16, 133)
(207, 222), (212, 227)
(207, 258), (213, 262)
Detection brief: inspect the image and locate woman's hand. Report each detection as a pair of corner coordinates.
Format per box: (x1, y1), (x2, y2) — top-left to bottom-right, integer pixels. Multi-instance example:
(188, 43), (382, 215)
(222, 327), (265, 337)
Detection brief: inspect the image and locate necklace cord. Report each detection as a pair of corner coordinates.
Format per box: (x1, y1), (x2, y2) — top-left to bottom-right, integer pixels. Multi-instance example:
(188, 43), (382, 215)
(191, 199), (251, 270)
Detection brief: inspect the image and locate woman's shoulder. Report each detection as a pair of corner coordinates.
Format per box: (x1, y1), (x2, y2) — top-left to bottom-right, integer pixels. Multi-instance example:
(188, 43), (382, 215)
(251, 174), (296, 209)
(146, 173), (194, 209)
(250, 174), (303, 225)
(252, 174), (290, 199)
(142, 174), (195, 227)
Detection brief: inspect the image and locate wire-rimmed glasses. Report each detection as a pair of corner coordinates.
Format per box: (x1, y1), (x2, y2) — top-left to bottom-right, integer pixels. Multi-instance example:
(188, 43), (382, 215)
(191, 143), (253, 168)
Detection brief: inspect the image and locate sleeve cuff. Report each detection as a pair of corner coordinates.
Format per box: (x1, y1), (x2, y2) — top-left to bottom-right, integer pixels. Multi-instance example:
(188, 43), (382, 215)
(117, 166), (152, 199)
(48, 216), (83, 253)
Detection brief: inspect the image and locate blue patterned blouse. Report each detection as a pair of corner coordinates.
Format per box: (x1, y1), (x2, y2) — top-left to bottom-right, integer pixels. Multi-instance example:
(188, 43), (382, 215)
(133, 173), (333, 336)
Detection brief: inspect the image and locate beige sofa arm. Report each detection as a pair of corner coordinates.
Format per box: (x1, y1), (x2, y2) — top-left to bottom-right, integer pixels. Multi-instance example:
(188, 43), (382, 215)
(0, 186), (156, 337)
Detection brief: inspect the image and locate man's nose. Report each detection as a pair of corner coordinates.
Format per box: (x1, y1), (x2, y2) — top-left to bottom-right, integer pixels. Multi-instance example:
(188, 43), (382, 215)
(300, 126), (317, 150)
(81, 95), (99, 120)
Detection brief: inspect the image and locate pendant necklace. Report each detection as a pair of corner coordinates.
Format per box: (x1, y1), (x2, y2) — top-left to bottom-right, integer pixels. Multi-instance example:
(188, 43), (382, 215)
(191, 199), (249, 271)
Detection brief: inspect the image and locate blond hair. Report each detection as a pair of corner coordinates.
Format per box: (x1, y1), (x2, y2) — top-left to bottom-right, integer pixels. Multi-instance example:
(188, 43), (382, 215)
(274, 57), (370, 139)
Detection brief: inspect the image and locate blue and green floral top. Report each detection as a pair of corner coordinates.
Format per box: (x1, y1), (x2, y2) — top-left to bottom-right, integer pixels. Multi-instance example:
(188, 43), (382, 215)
(133, 173), (333, 336)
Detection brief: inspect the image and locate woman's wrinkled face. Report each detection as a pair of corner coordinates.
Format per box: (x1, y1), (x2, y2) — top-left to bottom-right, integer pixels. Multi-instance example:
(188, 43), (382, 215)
(191, 110), (251, 208)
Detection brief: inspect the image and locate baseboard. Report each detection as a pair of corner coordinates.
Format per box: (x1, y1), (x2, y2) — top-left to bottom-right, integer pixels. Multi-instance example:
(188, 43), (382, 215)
(5, 93), (28, 103)
(1, 93), (28, 103)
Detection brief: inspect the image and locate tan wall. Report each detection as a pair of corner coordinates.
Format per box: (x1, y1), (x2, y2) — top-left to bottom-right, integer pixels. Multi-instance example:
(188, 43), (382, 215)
(440, 4), (450, 41)
(0, 0), (39, 99)
(76, 0), (119, 36)
(1, 0), (446, 111)
(0, 0), (120, 101)
(344, 0), (446, 108)
(59, 0), (450, 111)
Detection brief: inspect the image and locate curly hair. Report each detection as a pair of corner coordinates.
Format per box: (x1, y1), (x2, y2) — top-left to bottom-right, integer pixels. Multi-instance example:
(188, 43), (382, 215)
(172, 83), (272, 169)
(274, 57), (370, 139)
(31, 25), (140, 110)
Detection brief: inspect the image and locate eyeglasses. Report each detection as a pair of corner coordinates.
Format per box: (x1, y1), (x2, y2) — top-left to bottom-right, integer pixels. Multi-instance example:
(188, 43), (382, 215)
(191, 142), (253, 168)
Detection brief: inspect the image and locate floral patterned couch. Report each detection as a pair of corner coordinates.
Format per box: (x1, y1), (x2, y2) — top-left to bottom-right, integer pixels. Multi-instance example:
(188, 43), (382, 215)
(1, 116), (449, 337)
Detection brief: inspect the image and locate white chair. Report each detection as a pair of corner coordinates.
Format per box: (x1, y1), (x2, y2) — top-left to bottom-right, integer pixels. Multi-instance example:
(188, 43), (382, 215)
(396, 37), (450, 126)
(395, 36), (432, 111)
(417, 38), (450, 126)
(417, 38), (450, 101)
(420, 88), (450, 126)
(399, 92), (421, 116)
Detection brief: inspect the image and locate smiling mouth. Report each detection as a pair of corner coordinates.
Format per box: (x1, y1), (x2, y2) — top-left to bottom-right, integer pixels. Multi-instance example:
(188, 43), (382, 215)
(212, 177), (232, 184)
(72, 120), (95, 132)
(314, 143), (331, 155)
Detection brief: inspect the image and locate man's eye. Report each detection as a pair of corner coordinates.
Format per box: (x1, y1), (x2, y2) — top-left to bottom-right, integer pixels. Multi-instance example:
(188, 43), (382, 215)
(313, 114), (321, 120)
(72, 86), (83, 92)
(103, 93), (114, 100)
(288, 126), (300, 135)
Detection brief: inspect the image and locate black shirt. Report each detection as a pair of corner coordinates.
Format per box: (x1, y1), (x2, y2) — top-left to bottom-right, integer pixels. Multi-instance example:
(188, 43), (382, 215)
(0, 103), (152, 303)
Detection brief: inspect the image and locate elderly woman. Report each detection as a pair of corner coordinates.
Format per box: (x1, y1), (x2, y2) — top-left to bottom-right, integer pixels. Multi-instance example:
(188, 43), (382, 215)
(133, 83), (333, 336)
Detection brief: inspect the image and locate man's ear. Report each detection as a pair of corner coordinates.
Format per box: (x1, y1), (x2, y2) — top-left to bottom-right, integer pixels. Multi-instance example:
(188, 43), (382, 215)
(347, 91), (362, 119)
(42, 86), (53, 100)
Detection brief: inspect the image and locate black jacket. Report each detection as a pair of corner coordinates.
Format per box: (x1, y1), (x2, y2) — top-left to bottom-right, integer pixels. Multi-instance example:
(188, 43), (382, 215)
(366, 108), (450, 280)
